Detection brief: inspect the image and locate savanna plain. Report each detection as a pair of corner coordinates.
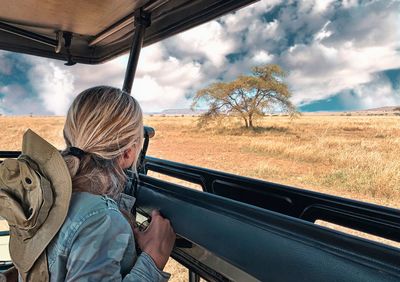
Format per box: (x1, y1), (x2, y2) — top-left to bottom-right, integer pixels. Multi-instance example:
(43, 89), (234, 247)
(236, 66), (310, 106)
(0, 115), (399, 280)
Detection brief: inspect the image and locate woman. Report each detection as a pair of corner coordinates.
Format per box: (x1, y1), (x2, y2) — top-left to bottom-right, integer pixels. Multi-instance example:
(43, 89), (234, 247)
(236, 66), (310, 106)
(46, 86), (175, 281)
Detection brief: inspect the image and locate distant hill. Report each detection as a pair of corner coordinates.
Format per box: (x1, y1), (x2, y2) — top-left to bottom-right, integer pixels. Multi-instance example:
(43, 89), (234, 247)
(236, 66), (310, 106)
(146, 106), (400, 116)
(146, 109), (207, 115)
(362, 106), (400, 112)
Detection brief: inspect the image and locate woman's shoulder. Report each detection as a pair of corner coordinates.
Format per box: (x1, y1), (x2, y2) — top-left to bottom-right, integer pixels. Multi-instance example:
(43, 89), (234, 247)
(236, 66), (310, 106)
(68, 192), (120, 216)
(62, 192), (129, 234)
(48, 192), (131, 253)
(47, 192), (134, 274)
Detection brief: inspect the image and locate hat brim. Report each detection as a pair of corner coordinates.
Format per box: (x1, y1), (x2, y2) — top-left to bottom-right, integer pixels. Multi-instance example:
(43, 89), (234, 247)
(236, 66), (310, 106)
(9, 129), (72, 273)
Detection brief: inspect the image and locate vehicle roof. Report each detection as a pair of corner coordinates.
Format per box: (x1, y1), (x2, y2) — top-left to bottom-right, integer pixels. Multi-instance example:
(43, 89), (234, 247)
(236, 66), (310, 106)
(0, 0), (258, 64)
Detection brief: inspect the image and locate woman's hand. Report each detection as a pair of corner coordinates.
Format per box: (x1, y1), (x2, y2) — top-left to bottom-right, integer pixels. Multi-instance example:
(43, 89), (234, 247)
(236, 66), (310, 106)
(133, 210), (176, 270)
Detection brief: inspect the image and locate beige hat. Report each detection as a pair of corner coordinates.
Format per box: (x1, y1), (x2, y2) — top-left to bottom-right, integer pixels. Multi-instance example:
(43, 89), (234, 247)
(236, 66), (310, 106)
(0, 129), (72, 275)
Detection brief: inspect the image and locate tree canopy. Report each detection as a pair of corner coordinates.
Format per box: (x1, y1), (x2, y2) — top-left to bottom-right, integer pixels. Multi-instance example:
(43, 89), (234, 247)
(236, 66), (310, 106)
(192, 64), (296, 128)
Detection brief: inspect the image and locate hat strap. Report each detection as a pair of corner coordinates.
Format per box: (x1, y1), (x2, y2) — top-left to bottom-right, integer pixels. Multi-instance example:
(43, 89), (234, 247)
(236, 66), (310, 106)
(66, 147), (86, 160)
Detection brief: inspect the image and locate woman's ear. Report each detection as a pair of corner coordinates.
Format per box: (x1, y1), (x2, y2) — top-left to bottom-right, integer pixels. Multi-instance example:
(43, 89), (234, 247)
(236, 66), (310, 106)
(118, 147), (137, 169)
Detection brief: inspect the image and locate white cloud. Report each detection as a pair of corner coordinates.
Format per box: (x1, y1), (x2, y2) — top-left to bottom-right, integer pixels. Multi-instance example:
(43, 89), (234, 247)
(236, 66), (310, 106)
(27, 60), (75, 115)
(314, 21), (332, 42)
(15, 42), (203, 114)
(0, 84), (49, 115)
(223, 0), (283, 33)
(270, 0), (400, 107)
(0, 51), (12, 75)
(68, 57), (126, 90)
(252, 50), (274, 64)
(133, 44), (202, 111)
(18, 53), (127, 115)
(341, 0), (359, 9)
(285, 35), (400, 105)
(353, 76), (400, 109)
(170, 21), (236, 68)
(312, 0), (337, 13)
(132, 75), (189, 112)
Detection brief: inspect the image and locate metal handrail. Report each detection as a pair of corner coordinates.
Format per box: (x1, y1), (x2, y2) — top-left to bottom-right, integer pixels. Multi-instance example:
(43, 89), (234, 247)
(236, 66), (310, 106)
(0, 231), (9, 237)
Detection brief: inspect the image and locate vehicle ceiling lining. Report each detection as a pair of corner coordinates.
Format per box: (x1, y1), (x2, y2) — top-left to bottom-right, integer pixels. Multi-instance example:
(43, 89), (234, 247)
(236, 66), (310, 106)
(0, 0), (148, 36)
(0, 0), (258, 64)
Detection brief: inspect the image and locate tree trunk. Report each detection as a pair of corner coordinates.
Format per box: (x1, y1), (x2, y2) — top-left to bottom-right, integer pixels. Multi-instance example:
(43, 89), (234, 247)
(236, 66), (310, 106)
(249, 114), (253, 128)
(243, 117), (248, 128)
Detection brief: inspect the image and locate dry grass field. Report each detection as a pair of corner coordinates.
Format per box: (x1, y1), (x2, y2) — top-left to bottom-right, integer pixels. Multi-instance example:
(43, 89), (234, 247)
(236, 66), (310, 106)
(0, 115), (399, 280)
(144, 115), (400, 208)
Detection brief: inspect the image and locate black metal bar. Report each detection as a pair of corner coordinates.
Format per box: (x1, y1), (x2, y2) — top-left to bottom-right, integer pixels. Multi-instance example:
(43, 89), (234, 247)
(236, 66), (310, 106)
(0, 263), (13, 272)
(0, 21), (57, 48)
(136, 176), (400, 282)
(189, 270), (200, 282)
(0, 151), (20, 158)
(144, 156), (400, 243)
(0, 231), (9, 237)
(138, 126), (155, 174)
(122, 9), (150, 93)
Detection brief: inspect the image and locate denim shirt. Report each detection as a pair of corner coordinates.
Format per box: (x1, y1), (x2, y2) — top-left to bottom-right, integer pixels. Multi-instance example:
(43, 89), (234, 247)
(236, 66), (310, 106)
(46, 192), (170, 281)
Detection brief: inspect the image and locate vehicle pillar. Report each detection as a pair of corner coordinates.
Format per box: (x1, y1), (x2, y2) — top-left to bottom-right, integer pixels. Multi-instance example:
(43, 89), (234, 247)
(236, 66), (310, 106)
(189, 270), (200, 282)
(122, 9), (150, 94)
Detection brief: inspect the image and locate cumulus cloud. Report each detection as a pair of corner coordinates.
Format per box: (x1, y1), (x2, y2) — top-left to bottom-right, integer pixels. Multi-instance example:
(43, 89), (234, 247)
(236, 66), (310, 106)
(1, 0), (400, 115)
(275, 0), (400, 106)
(165, 21), (236, 68)
(0, 84), (50, 115)
(27, 60), (75, 115)
(0, 53), (52, 115)
(353, 75), (400, 109)
(1, 43), (203, 114)
(19, 54), (128, 115)
(209, 0), (400, 109)
(0, 51), (12, 75)
(133, 44), (202, 111)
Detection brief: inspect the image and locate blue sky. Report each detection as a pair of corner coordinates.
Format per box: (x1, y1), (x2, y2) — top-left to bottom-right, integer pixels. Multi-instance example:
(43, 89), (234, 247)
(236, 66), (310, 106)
(1, 0), (400, 115)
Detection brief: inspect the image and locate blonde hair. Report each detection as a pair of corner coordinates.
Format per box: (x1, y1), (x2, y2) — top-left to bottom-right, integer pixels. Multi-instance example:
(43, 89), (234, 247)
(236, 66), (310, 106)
(62, 86), (143, 197)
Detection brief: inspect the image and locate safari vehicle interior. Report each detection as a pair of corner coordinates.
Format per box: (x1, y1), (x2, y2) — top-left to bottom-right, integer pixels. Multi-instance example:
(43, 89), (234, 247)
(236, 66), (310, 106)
(0, 0), (399, 281)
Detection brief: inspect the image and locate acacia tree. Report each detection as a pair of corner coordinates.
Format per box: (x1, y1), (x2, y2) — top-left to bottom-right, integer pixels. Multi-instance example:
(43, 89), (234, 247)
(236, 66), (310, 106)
(192, 64), (296, 128)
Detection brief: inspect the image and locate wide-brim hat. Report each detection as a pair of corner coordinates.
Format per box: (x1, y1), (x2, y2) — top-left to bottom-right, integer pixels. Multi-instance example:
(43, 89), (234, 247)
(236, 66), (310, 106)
(9, 129), (72, 273)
